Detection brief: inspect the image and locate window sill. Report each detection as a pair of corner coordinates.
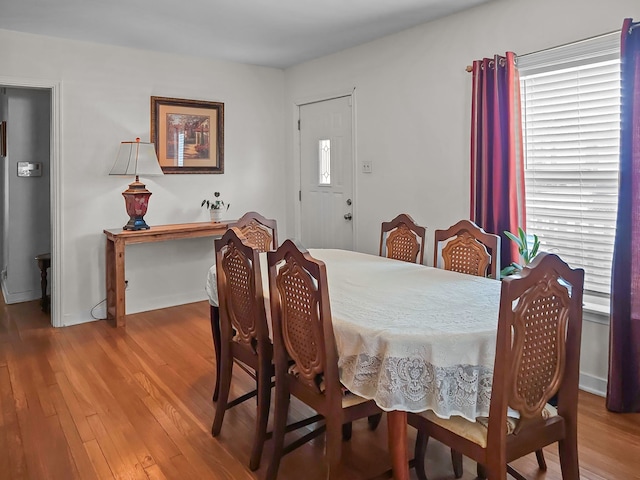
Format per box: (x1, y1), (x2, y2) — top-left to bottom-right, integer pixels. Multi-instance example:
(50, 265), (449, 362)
(583, 300), (609, 325)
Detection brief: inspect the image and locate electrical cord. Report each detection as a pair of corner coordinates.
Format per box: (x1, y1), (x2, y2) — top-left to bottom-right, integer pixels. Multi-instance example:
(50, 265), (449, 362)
(90, 281), (128, 320)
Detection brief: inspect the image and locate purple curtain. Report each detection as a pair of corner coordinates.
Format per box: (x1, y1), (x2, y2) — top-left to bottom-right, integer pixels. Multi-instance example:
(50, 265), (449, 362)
(607, 18), (640, 413)
(470, 52), (526, 269)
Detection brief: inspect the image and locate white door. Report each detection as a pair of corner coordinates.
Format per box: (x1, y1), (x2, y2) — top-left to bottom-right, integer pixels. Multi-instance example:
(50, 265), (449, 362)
(299, 96), (354, 249)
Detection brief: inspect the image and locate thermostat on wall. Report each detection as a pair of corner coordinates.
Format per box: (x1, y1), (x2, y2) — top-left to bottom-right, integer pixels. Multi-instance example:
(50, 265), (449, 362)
(17, 162), (42, 177)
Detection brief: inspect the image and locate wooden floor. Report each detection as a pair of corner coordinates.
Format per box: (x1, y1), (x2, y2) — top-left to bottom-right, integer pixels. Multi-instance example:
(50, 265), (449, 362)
(1, 297), (639, 480)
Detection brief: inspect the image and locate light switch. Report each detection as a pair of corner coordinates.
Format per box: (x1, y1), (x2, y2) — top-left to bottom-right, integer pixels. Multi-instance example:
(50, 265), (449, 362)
(362, 160), (372, 173)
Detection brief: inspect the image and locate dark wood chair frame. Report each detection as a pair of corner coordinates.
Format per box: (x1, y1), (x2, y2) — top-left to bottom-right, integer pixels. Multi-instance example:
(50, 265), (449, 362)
(211, 211), (278, 402)
(211, 228), (319, 471)
(265, 240), (383, 480)
(433, 219), (501, 279)
(409, 253), (585, 480)
(379, 213), (426, 265)
(232, 211), (278, 253)
(211, 227), (272, 470)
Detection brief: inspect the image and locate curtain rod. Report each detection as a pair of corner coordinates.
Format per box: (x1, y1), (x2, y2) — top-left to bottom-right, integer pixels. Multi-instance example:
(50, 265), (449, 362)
(464, 29), (621, 72)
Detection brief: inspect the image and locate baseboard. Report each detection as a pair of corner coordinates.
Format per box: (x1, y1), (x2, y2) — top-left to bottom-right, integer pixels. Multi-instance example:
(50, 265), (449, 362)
(580, 372), (607, 397)
(127, 291), (208, 315)
(1, 283), (40, 304)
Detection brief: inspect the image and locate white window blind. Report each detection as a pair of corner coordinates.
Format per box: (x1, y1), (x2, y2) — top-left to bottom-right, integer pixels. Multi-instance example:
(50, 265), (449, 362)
(518, 33), (620, 297)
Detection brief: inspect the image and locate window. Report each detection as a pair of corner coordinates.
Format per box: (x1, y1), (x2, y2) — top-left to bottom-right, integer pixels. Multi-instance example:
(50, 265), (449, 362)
(518, 33), (620, 301)
(319, 139), (331, 185)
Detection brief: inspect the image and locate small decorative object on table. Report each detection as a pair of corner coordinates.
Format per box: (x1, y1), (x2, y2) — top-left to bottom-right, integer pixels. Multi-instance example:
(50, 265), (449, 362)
(201, 191), (230, 222)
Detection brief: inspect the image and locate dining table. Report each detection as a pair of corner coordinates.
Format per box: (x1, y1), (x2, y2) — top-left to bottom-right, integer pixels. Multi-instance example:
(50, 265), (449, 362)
(206, 248), (502, 480)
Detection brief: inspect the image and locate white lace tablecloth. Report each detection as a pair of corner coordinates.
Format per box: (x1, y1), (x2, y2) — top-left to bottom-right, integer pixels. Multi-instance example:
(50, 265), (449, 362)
(205, 248), (501, 421)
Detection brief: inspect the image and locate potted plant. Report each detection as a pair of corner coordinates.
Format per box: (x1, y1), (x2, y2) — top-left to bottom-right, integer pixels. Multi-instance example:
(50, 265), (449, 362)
(201, 192), (230, 223)
(500, 227), (540, 278)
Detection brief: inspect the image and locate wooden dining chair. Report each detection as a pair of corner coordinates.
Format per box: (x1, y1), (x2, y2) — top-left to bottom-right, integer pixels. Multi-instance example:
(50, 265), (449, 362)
(434, 219), (501, 279)
(232, 211), (278, 252)
(211, 211), (278, 403)
(379, 213), (426, 264)
(408, 252), (585, 480)
(211, 227), (273, 470)
(265, 240), (383, 480)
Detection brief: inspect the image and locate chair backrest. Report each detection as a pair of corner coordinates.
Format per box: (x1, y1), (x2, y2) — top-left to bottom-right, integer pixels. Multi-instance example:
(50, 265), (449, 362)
(379, 213), (426, 264)
(487, 252), (584, 442)
(267, 240), (342, 404)
(433, 219), (501, 279)
(215, 227), (270, 356)
(232, 211), (278, 252)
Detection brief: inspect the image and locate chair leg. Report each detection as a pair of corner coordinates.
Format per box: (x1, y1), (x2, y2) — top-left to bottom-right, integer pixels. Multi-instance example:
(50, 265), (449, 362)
(210, 306), (221, 402)
(265, 382), (291, 480)
(342, 422), (352, 441)
(485, 455), (508, 480)
(249, 364), (271, 471)
(451, 449), (463, 478)
(477, 463), (487, 479)
(413, 430), (428, 480)
(211, 346), (233, 437)
(558, 438), (580, 480)
(326, 416), (343, 479)
(368, 413), (383, 430)
(536, 449), (547, 471)
(211, 340), (233, 437)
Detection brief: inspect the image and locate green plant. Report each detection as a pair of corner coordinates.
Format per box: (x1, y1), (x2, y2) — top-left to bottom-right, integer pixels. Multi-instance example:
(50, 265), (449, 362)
(500, 227), (540, 278)
(201, 191), (230, 211)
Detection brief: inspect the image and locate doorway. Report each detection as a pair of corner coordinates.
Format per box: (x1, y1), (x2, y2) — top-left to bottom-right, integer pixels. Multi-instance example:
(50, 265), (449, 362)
(298, 95), (354, 249)
(0, 77), (61, 327)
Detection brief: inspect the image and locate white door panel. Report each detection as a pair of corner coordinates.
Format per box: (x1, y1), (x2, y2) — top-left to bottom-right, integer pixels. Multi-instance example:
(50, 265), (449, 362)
(299, 96), (353, 249)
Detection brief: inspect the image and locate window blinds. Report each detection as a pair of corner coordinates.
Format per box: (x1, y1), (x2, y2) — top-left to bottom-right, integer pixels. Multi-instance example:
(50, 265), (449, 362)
(518, 33), (620, 296)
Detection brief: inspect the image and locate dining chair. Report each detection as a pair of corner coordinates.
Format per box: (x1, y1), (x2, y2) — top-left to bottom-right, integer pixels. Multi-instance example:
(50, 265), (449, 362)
(408, 252), (585, 480)
(433, 219), (501, 279)
(211, 211), (278, 403)
(232, 211), (278, 252)
(211, 227), (273, 470)
(265, 240), (383, 480)
(379, 213), (426, 264)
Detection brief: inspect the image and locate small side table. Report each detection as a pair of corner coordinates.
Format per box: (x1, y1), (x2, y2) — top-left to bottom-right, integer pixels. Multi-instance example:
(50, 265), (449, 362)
(35, 253), (51, 313)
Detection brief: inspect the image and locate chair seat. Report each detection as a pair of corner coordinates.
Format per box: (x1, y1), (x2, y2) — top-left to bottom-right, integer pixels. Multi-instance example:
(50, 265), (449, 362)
(416, 404), (558, 448)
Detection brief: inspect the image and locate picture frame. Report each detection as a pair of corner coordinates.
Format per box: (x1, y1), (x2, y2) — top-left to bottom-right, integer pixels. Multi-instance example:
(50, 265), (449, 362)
(0, 121), (6, 157)
(150, 96), (224, 174)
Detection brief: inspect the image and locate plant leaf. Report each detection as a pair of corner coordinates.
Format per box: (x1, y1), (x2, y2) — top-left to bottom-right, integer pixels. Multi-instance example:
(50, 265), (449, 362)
(504, 230), (521, 247)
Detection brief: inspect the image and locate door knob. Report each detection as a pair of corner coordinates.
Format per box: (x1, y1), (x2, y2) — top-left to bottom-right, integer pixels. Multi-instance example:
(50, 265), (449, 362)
(344, 213), (352, 220)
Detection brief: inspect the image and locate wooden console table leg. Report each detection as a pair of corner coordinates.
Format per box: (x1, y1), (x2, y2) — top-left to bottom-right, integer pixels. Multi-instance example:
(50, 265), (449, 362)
(106, 237), (126, 327)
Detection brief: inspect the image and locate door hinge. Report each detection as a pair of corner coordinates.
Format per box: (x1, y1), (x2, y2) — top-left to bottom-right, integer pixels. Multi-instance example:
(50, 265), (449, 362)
(297, 119), (301, 130)
(299, 190), (302, 201)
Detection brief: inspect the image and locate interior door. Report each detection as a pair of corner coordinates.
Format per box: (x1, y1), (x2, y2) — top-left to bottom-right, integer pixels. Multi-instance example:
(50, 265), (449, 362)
(299, 96), (353, 249)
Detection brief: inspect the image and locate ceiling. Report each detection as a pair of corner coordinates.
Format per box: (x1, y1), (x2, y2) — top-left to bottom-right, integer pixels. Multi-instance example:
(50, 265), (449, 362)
(0, 0), (490, 69)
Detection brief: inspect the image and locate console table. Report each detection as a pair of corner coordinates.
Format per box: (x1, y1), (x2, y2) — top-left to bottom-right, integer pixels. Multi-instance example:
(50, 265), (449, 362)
(104, 221), (231, 327)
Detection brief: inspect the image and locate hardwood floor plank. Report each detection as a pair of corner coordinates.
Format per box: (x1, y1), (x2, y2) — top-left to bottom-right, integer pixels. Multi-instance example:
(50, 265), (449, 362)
(0, 364), (28, 479)
(0, 298), (638, 480)
(84, 438), (118, 480)
(48, 383), (101, 480)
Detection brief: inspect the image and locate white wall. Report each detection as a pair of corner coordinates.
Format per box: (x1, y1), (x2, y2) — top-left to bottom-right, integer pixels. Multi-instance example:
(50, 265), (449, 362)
(283, 0), (640, 395)
(1, 88), (51, 304)
(0, 28), (287, 325)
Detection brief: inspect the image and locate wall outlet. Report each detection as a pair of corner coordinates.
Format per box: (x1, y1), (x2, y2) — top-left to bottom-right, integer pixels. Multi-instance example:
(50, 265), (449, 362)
(362, 160), (373, 173)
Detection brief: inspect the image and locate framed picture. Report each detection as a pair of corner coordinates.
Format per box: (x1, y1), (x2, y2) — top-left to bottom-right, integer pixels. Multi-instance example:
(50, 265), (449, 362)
(0, 121), (6, 157)
(150, 96), (224, 174)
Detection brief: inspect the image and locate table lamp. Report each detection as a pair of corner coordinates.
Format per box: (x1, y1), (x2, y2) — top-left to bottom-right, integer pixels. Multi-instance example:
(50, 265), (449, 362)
(109, 138), (164, 230)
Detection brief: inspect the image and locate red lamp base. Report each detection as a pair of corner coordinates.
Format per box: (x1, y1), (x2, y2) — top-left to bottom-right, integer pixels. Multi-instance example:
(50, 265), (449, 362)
(122, 176), (152, 230)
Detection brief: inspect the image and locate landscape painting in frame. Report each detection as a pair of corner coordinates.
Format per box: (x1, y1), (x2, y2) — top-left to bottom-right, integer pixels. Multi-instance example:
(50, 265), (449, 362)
(151, 96), (224, 174)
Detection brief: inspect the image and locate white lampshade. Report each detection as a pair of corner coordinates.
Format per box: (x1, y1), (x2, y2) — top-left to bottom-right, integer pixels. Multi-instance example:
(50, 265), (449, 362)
(110, 138), (164, 177)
